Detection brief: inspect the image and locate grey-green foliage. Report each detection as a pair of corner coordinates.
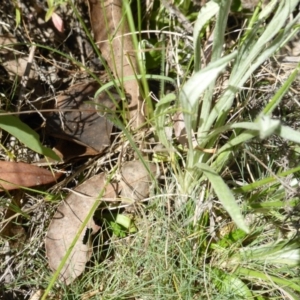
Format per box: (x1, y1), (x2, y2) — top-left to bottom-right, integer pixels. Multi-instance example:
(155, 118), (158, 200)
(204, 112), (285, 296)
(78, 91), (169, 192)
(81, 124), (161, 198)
(155, 0), (300, 232)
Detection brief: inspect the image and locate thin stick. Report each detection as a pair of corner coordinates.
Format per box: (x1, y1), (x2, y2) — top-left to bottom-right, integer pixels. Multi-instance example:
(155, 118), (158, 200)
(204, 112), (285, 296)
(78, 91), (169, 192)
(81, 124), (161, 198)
(17, 45), (36, 112)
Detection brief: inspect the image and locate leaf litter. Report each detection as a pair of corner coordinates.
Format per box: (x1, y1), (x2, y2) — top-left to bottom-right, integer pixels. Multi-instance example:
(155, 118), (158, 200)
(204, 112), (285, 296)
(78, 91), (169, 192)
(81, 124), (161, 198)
(43, 2), (157, 285)
(0, 161), (60, 191)
(45, 81), (116, 160)
(0, 0), (158, 296)
(45, 161), (156, 284)
(0, 0), (156, 293)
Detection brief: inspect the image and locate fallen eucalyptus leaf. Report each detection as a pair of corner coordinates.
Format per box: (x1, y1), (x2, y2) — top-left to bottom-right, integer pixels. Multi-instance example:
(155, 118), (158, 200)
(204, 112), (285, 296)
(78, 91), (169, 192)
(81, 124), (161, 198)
(87, 0), (143, 128)
(0, 161), (60, 190)
(45, 173), (117, 284)
(46, 160), (156, 284)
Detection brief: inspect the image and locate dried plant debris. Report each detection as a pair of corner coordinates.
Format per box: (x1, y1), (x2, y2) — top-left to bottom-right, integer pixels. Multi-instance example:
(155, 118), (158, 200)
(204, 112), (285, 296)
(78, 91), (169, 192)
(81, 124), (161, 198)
(0, 161), (59, 191)
(45, 160), (156, 284)
(45, 81), (116, 160)
(87, 0), (143, 128)
(45, 173), (116, 284)
(120, 161), (157, 202)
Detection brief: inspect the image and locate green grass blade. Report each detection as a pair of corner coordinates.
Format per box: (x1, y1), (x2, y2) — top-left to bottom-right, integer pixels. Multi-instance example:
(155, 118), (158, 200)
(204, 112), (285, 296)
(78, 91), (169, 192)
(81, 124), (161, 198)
(235, 267), (300, 293)
(209, 0), (231, 63)
(209, 131), (257, 173)
(196, 162), (249, 233)
(233, 165), (300, 193)
(193, 1), (219, 71)
(263, 63), (300, 115)
(277, 125), (300, 144)
(154, 93), (177, 149)
(95, 74), (175, 98)
(200, 1), (300, 137)
(123, 0), (152, 117)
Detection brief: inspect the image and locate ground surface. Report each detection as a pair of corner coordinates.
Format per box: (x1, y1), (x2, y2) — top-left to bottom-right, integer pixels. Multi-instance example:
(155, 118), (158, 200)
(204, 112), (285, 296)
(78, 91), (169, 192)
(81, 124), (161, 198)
(1, 1), (300, 299)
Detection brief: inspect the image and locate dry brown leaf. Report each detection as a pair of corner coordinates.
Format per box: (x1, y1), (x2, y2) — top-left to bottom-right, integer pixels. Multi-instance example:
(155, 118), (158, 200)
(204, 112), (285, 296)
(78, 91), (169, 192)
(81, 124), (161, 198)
(87, 0), (144, 128)
(0, 34), (19, 56)
(46, 160), (156, 284)
(2, 57), (37, 81)
(120, 161), (157, 201)
(0, 161), (59, 190)
(173, 111), (198, 148)
(46, 81), (115, 159)
(52, 139), (99, 162)
(45, 172), (118, 285)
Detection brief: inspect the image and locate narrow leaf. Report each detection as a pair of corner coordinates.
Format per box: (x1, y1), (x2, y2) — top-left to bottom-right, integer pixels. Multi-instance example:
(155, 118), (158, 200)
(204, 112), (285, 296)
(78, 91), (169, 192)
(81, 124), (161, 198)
(95, 74), (175, 98)
(0, 114), (60, 161)
(277, 125), (300, 144)
(180, 51), (236, 110)
(15, 6), (21, 28)
(0, 161), (59, 190)
(193, 1), (219, 71)
(45, 6), (56, 22)
(197, 163), (249, 233)
(154, 93), (176, 149)
(235, 267), (300, 292)
(263, 63), (300, 115)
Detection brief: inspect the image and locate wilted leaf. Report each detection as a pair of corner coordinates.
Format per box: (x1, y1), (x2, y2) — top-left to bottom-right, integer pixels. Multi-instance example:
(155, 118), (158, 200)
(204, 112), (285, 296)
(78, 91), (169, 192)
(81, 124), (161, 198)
(46, 81), (115, 159)
(45, 173), (118, 285)
(87, 0), (143, 128)
(120, 161), (157, 201)
(0, 161), (59, 190)
(51, 12), (64, 32)
(46, 160), (156, 284)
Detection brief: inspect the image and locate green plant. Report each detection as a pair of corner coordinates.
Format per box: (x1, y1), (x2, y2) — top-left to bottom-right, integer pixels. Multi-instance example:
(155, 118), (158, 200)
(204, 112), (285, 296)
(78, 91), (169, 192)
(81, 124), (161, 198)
(0, 113), (59, 160)
(155, 0), (300, 231)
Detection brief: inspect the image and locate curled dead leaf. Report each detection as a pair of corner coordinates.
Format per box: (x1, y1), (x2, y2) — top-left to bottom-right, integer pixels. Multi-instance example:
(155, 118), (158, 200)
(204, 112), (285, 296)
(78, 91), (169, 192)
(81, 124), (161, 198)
(46, 81), (116, 159)
(46, 160), (156, 284)
(120, 161), (157, 201)
(87, 0), (144, 128)
(45, 173), (117, 285)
